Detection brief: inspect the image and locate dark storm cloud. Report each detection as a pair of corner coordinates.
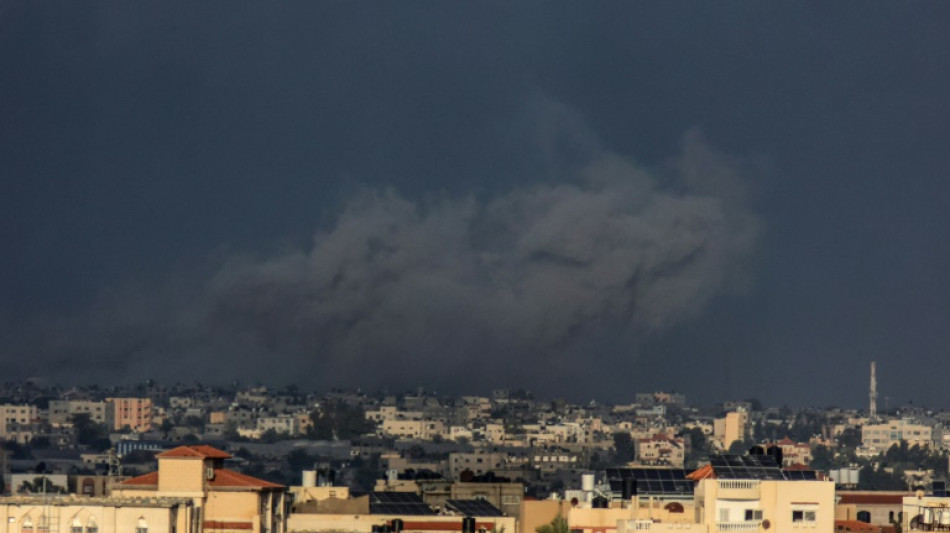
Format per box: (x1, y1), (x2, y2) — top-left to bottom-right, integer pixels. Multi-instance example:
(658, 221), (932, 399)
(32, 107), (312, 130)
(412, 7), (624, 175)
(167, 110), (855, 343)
(1, 103), (760, 393)
(4, 2), (950, 405)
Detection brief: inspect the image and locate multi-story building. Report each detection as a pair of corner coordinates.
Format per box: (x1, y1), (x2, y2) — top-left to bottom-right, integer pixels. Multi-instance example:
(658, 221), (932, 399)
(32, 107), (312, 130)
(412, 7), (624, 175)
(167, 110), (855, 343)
(636, 434), (685, 467)
(0, 404), (38, 439)
(106, 397), (153, 432)
(48, 400), (109, 426)
(256, 415), (298, 435)
(523, 455), (834, 533)
(862, 418), (933, 453)
(379, 419), (444, 440)
(713, 410), (748, 450)
(114, 445), (286, 533)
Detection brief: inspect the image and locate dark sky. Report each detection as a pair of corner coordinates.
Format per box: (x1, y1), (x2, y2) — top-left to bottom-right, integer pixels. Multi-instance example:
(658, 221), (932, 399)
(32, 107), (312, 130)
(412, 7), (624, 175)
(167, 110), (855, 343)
(3, 2), (950, 407)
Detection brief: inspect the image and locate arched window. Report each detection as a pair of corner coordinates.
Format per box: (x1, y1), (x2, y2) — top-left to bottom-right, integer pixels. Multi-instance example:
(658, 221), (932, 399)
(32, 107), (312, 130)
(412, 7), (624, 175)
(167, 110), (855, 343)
(86, 518), (98, 533)
(889, 511), (895, 522)
(664, 502), (684, 513)
(136, 517), (148, 533)
(22, 517), (34, 533)
(71, 519), (83, 533)
(857, 511), (871, 523)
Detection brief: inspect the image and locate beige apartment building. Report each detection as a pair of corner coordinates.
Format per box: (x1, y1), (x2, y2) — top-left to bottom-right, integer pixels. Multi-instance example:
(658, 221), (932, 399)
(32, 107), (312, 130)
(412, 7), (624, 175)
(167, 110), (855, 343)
(380, 419), (445, 440)
(106, 397), (153, 432)
(0, 405), (38, 439)
(636, 434), (685, 467)
(713, 410), (748, 450)
(48, 400), (109, 426)
(522, 474), (833, 533)
(862, 418), (933, 453)
(0, 445), (284, 533)
(0, 495), (194, 533)
(114, 445), (286, 533)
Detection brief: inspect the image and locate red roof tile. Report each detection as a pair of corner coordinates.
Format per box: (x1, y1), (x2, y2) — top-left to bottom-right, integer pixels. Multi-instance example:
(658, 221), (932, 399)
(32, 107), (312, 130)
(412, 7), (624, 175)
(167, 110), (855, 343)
(686, 464), (714, 480)
(118, 468), (282, 489)
(120, 471), (159, 487)
(208, 468), (284, 489)
(157, 445), (233, 459)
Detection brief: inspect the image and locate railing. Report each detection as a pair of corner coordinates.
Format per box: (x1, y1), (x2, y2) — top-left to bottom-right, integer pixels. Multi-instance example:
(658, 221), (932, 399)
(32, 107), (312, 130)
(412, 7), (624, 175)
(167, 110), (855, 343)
(716, 480), (759, 490)
(716, 480), (760, 500)
(717, 522), (761, 531)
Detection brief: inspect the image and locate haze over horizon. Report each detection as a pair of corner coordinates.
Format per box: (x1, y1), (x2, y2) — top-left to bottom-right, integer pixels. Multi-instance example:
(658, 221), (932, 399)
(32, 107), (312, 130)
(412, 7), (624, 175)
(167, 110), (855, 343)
(3, 3), (950, 408)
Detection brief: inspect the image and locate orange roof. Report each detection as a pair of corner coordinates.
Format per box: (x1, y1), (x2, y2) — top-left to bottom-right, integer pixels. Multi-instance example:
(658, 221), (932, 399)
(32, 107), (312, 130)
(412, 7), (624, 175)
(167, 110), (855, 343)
(834, 519), (880, 532)
(777, 437), (796, 445)
(157, 445), (233, 459)
(686, 464), (714, 480)
(118, 468), (282, 489)
(208, 468), (283, 489)
(120, 471), (159, 487)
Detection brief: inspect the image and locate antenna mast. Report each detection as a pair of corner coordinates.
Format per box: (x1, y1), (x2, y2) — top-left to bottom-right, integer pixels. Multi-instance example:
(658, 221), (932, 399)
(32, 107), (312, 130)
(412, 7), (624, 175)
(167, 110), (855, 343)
(869, 361), (878, 420)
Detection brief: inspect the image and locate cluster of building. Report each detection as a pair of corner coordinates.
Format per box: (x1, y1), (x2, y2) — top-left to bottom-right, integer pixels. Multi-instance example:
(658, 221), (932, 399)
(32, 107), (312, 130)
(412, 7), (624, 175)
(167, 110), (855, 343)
(2, 377), (950, 533)
(2, 442), (949, 533)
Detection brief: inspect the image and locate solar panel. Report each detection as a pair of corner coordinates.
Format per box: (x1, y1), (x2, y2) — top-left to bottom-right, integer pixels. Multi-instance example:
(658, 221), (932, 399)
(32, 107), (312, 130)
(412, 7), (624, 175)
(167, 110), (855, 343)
(446, 499), (504, 517)
(604, 468), (694, 497)
(707, 455), (785, 480)
(783, 470), (818, 481)
(364, 492), (437, 515)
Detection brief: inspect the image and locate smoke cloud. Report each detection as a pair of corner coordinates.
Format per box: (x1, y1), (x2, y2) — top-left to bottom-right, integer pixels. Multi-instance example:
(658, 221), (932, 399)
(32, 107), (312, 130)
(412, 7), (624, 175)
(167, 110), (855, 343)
(4, 104), (762, 394)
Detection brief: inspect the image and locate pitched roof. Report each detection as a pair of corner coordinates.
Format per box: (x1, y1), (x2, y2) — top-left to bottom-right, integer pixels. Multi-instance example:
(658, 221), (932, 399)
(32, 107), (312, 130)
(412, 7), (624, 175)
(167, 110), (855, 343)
(157, 445), (233, 459)
(120, 471), (159, 487)
(118, 468), (282, 490)
(686, 464), (714, 480)
(208, 469), (283, 489)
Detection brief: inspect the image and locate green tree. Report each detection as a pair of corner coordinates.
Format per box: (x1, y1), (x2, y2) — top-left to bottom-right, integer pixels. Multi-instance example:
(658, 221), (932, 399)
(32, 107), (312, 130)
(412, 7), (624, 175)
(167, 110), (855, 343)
(837, 427), (862, 448)
(612, 433), (636, 463)
(810, 445), (834, 471)
(70, 413), (110, 451)
(308, 402), (375, 441)
(536, 515), (568, 533)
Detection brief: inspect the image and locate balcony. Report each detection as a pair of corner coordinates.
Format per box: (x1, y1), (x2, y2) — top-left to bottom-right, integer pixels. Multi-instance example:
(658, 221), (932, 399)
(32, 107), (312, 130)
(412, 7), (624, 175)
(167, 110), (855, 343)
(716, 480), (761, 500)
(717, 522), (761, 532)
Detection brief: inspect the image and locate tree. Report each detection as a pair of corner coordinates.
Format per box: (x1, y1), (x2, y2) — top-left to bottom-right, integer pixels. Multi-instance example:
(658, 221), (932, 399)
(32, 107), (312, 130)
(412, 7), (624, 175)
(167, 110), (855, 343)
(536, 515), (568, 533)
(681, 427), (710, 467)
(70, 413), (110, 451)
(838, 427), (862, 448)
(810, 445), (834, 471)
(612, 433), (636, 463)
(308, 402), (375, 441)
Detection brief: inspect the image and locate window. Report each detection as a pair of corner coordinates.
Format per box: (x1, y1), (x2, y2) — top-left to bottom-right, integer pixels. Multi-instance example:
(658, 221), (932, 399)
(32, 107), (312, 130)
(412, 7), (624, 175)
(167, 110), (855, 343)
(136, 517), (148, 533)
(719, 509), (730, 523)
(792, 510), (816, 522)
(745, 510), (763, 521)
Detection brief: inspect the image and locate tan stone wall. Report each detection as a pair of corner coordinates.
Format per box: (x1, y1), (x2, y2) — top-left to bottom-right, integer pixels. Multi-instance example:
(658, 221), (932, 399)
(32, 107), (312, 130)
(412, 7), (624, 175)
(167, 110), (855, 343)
(0, 501), (191, 533)
(157, 458), (205, 492)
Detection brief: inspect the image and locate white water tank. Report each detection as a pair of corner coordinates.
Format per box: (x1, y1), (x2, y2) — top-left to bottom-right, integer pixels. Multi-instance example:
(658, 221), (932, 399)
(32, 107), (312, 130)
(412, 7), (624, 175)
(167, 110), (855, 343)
(582, 474), (595, 492)
(302, 470), (317, 487)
